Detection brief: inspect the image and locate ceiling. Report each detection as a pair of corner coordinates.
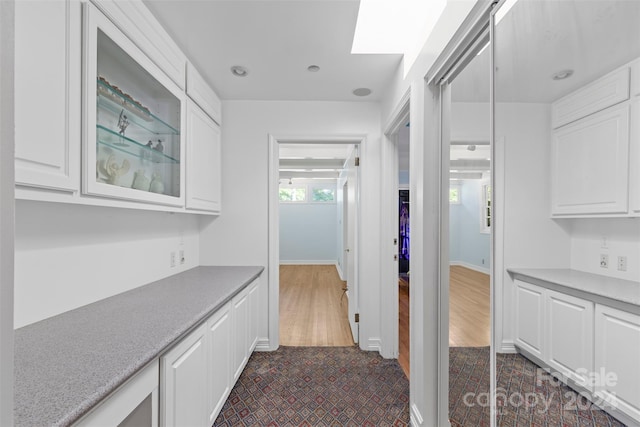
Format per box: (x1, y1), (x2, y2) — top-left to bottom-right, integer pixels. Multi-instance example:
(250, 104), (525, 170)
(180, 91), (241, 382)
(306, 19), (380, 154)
(144, 0), (402, 101)
(453, 0), (640, 103)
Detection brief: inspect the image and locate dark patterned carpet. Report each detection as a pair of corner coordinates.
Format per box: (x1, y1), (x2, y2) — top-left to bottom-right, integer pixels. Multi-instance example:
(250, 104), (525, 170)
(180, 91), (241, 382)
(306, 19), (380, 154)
(449, 347), (627, 427)
(213, 346), (410, 426)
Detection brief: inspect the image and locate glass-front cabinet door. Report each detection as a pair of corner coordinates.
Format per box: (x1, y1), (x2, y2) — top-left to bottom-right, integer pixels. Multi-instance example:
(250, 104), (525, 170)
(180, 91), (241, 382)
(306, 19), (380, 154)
(83, 3), (185, 206)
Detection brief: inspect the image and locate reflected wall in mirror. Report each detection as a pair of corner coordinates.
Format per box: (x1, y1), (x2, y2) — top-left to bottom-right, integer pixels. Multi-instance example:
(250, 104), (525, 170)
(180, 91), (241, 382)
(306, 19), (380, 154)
(492, 0), (640, 425)
(447, 37), (491, 426)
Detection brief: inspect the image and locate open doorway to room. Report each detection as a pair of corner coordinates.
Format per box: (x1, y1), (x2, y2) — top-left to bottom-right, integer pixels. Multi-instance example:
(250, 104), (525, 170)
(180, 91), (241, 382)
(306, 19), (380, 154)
(276, 142), (360, 347)
(397, 122), (411, 377)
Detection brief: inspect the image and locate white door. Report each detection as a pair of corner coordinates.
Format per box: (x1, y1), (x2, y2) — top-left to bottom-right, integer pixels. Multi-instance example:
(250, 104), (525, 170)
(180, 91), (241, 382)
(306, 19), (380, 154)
(207, 303), (232, 424)
(161, 323), (207, 427)
(545, 290), (594, 389)
(343, 146), (360, 343)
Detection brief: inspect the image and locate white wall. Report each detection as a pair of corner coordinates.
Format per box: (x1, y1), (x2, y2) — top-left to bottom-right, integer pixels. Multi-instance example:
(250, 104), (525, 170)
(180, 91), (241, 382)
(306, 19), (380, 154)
(450, 179), (490, 272)
(569, 218), (640, 281)
(280, 198), (338, 263)
(199, 100), (382, 351)
(14, 201), (200, 328)
(0, 1), (15, 423)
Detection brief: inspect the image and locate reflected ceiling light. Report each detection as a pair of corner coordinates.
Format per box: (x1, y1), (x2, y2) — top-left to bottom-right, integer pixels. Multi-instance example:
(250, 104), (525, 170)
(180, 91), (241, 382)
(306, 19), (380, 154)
(352, 0), (447, 75)
(495, 0), (519, 25)
(552, 69), (574, 80)
(307, 65), (320, 72)
(353, 88), (372, 97)
(230, 65), (248, 77)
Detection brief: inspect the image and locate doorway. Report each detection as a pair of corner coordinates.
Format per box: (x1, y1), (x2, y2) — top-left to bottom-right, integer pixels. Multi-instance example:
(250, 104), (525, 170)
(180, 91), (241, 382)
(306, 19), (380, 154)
(268, 136), (363, 348)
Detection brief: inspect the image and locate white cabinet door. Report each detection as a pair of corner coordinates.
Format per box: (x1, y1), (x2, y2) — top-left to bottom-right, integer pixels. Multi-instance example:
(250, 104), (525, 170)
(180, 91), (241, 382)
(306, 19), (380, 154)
(551, 103), (630, 215)
(514, 280), (545, 360)
(232, 289), (250, 382)
(161, 323), (207, 427)
(207, 302), (232, 425)
(630, 98), (640, 215)
(595, 304), (640, 422)
(186, 100), (222, 213)
(545, 290), (594, 389)
(248, 279), (260, 352)
(15, 0), (81, 192)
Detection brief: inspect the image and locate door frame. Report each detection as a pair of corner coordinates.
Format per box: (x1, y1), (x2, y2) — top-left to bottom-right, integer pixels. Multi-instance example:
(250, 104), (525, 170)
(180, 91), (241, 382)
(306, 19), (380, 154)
(267, 134), (365, 350)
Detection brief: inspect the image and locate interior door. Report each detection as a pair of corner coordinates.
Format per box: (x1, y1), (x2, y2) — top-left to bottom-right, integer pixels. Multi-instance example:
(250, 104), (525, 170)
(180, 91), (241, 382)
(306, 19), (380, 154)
(343, 145), (359, 343)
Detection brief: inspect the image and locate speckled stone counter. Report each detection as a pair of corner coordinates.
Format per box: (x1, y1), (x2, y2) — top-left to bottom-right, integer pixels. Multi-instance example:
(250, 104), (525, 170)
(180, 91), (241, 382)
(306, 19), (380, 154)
(508, 268), (640, 307)
(14, 265), (264, 427)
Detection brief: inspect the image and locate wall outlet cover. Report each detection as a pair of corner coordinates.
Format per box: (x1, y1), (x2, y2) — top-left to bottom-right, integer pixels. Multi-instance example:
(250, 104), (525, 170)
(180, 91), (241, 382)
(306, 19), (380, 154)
(600, 254), (609, 268)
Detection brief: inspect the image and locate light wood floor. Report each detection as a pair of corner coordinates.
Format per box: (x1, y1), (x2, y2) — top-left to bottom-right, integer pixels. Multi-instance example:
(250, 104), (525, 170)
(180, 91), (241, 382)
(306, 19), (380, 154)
(398, 265), (490, 377)
(279, 264), (354, 347)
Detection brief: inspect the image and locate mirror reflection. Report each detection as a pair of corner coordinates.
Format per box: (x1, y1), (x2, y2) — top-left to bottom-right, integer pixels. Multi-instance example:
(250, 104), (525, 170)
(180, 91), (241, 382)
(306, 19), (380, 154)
(491, 0), (640, 425)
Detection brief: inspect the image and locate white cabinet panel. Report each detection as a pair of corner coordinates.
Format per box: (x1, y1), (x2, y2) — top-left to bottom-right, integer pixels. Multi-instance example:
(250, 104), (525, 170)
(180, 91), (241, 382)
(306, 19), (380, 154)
(514, 280), (545, 360)
(248, 279), (260, 352)
(207, 302), (232, 424)
(186, 100), (222, 213)
(187, 63), (221, 124)
(552, 67), (630, 129)
(631, 59), (640, 98)
(161, 323), (207, 427)
(75, 360), (159, 427)
(630, 99), (640, 215)
(15, 0), (80, 192)
(545, 290), (594, 389)
(595, 305), (640, 422)
(551, 104), (630, 215)
(232, 289), (250, 382)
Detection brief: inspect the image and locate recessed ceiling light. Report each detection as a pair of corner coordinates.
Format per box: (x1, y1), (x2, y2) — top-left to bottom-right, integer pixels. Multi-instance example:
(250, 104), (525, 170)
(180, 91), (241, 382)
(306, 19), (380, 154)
(307, 65), (320, 72)
(552, 69), (574, 80)
(230, 65), (248, 77)
(352, 88), (372, 97)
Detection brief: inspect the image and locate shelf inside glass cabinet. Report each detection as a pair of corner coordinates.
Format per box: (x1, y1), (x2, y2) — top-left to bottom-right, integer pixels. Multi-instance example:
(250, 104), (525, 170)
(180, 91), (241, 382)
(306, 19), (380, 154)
(97, 78), (180, 135)
(96, 125), (179, 164)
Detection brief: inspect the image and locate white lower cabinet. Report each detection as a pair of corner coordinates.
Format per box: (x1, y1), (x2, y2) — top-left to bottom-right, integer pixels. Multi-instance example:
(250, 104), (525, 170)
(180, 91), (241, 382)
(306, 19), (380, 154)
(161, 323), (208, 427)
(594, 304), (640, 422)
(207, 302), (232, 425)
(545, 290), (594, 389)
(514, 280), (545, 360)
(161, 279), (260, 427)
(74, 360), (159, 427)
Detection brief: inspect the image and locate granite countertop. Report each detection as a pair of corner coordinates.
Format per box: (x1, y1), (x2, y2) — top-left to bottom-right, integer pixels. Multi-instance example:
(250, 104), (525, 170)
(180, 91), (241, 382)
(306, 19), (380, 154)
(14, 265), (264, 427)
(507, 268), (640, 306)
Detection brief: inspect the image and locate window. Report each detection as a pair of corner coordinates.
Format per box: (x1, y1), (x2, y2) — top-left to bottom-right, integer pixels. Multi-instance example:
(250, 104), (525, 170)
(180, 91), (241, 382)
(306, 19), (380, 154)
(449, 185), (461, 204)
(311, 187), (335, 202)
(279, 187), (306, 202)
(481, 183), (491, 233)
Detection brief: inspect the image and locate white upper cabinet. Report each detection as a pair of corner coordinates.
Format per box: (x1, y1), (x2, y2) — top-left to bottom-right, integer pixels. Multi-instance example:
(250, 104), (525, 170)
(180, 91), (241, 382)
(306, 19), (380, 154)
(187, 63), (222, 125)
(15, 0), (81, 192)
(83, 3), (186, 207)
(186, 100), (222, 213)
(630, 98), (640, 215)
(552, 68), (629, 129)
(551, 103), (630, 215)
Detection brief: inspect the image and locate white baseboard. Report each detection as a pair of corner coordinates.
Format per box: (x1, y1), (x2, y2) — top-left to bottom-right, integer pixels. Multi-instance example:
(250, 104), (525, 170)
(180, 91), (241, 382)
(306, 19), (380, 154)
(499, 340), (517, 353)
(365, 338), (382, 353)
(279, 260), (337, 265)
(450, 260), (490, 275)
(255, 338), (275, 352)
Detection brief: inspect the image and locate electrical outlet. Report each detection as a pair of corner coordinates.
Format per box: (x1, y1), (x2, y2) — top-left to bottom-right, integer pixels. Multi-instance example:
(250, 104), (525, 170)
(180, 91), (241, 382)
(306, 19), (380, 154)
(600, 254), (609, 269)
(618, 256), (627, 271)
(179, 249), (185, 265)
(170, 251), (176, 268)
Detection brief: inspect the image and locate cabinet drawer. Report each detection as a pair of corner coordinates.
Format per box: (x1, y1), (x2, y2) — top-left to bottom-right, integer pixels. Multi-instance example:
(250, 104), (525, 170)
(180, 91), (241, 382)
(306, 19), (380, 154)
(552, 67), (630, 129)
(551, 103), (630, 215)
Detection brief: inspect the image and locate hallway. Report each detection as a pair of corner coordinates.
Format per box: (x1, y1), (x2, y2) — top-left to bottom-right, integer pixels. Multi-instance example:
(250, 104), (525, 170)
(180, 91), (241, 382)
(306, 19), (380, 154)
(279, 264), (354, 347)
